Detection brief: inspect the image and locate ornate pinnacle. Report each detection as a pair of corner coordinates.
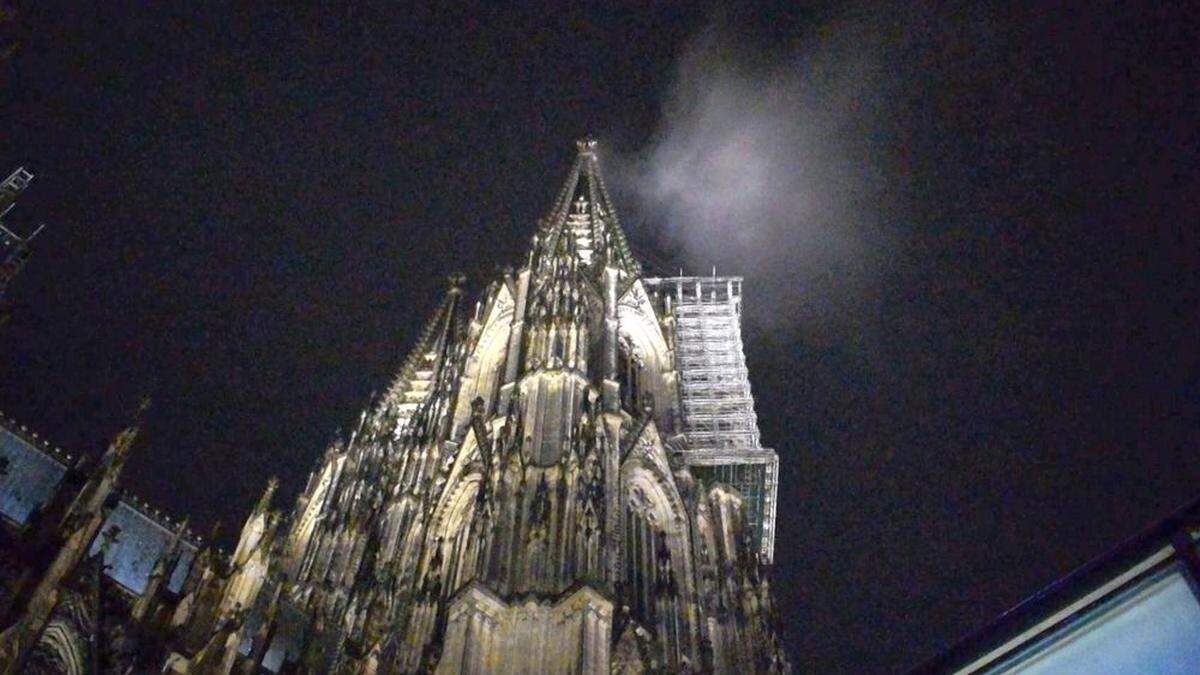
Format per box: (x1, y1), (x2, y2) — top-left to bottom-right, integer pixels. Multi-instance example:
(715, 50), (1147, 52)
(103, 396), (150, 464)
(575, 137), (598, 157)
(134, 395), (152, 420)
(256, 477), (280, 513)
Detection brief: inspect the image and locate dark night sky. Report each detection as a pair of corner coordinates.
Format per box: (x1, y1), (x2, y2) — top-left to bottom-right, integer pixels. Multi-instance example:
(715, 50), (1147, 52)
(1, 2), (1198, 673)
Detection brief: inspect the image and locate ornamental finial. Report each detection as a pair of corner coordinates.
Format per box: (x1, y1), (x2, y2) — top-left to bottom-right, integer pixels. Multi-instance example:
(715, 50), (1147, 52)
(575, 137), (598, 156)
(133, 395), (152, 422)
(255, 476), (279, 513)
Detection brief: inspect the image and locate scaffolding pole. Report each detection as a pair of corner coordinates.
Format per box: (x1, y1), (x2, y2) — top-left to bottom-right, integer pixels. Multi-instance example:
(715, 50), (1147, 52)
(645, 276), (779, 563)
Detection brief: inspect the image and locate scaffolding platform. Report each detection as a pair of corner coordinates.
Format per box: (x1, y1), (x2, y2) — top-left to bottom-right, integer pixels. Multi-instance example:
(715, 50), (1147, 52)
(645, 276), (779, 563)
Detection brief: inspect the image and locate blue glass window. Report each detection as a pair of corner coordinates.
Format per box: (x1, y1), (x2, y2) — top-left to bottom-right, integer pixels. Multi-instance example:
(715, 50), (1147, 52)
(87, 502), (197, 595)
(990, 562), (1200, 674)
(0, 427), (66, 525)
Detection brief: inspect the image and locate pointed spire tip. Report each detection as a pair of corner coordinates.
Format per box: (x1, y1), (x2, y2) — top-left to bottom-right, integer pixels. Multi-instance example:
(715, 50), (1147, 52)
(575, 137), (598, 156)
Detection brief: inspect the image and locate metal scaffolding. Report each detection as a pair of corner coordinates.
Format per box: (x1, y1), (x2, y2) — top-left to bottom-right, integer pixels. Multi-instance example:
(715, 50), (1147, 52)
(1, 167), (42, 306)
(645, 276), (779, 563)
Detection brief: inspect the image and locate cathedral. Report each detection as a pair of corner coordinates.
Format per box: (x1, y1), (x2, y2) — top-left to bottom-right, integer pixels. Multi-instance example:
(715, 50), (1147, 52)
(0, 141), (791, 673)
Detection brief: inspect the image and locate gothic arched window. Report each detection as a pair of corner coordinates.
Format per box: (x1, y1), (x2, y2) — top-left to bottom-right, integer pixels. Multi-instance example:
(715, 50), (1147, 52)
(617, 339), (643, 415)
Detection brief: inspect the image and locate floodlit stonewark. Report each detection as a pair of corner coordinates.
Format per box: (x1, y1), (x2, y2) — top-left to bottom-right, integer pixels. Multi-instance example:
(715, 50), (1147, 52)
(0, 139), (790, 673)
(437, 582), (613, 675)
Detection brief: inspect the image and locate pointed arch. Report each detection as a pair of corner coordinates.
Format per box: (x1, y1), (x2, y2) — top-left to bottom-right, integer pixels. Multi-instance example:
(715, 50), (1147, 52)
(617, 279), (677, 423)
(620, 440), (699, 668)
(453, 283), (515, 431)
(427, 433), (486, 597)
(28, 591), (91, 675)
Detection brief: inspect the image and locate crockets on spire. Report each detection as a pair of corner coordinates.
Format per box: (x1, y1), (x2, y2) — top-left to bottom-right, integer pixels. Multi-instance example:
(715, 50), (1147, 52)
(371, 278), (465, 438)
(531, 137), (640, 276)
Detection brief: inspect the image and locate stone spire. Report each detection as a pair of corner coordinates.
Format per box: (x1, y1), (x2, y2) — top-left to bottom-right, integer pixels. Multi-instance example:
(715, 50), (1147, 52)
(372, 278), (465, 438)
(132, 517), (190, 623)
(532, 137), (640, 275)
(255, 476), (280, 515)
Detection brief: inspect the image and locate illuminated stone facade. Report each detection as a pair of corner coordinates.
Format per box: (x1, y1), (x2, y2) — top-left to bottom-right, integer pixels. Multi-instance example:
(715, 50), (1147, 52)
(0, 141), (789, 673)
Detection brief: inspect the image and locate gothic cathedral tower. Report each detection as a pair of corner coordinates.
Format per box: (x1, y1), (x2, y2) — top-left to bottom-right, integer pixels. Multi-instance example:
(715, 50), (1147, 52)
(0, 139), (790, 674)
(253, 139), (790, 673)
